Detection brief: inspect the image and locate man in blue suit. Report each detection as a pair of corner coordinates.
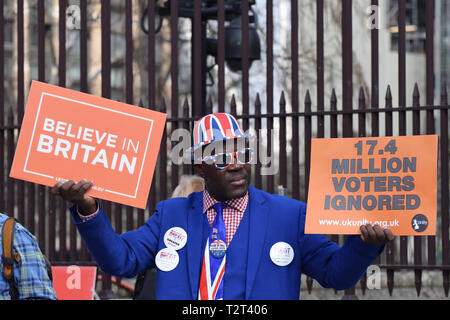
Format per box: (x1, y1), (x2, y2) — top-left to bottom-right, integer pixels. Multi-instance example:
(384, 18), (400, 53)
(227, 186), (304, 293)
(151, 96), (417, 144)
(52, 113), (394, 300)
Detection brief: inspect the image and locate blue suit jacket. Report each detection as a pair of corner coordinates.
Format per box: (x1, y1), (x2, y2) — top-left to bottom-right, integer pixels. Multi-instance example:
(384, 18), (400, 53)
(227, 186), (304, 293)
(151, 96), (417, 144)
(71, 185), (383, 300)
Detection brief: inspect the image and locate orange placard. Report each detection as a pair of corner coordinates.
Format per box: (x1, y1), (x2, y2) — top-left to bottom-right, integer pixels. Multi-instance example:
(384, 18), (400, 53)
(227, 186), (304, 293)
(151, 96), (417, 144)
(10, 81), (166, 209)
(305, 135), (438, 235)
(52, 266), (97, 300)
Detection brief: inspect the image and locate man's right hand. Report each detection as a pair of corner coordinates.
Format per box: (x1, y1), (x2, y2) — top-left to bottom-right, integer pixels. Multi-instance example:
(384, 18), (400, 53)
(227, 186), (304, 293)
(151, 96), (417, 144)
(51, 179), (97, 215)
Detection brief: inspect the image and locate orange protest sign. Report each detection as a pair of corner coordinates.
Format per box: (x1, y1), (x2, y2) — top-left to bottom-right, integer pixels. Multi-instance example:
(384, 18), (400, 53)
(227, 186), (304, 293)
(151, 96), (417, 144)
(305, 135), (438, 236)
(10, 81), (166, 209)
(51, 266), (97, 300)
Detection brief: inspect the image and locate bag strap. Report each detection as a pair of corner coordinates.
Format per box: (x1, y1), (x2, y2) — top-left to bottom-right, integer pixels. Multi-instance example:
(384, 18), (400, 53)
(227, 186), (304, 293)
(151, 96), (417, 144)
(2, 218), (19, 299)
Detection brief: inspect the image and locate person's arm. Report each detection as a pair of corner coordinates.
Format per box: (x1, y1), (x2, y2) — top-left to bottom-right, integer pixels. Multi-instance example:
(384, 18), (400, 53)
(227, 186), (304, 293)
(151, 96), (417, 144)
(299, 207), (394, 290)
(53, 180), (161, 278)
(13, 224), (57, 300)
(70, 203), (161, 278)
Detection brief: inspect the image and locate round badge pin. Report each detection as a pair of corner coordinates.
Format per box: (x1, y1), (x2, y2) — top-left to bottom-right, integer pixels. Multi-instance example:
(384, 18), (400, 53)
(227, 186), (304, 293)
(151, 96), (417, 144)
(270, 242), (294, 267)
(155, 247), (179, 272)
(164, 227), (188, 250)
(209, 239), (227, 259)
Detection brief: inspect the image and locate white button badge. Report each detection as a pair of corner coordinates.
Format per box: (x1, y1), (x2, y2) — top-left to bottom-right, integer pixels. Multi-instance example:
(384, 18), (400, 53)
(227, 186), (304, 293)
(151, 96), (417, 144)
(270, 242), (294, 267)
(164, 227), (188, 251)
(155, 247), (179, 272)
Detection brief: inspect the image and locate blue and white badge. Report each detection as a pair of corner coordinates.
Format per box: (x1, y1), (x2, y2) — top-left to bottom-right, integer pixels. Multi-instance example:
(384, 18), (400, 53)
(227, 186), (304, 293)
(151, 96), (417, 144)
(209, 239), (227, 259)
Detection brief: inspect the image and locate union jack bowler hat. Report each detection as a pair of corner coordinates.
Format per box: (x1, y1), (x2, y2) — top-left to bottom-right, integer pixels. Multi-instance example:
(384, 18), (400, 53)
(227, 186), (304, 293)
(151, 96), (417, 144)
(189, 113), (254, 153)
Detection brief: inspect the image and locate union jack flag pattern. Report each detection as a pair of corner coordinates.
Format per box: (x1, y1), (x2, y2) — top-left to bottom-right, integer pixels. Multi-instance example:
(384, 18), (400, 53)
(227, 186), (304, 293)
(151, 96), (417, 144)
(191, 113), (252, 152)
(198, 238), (227, 300)
(198, 202), (227, 300)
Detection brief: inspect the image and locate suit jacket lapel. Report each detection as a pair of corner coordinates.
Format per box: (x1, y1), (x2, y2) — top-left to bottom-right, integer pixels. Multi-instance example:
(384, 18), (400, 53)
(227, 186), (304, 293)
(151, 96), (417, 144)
(186, 191), (209, 299)
(245, 185), (269, 299)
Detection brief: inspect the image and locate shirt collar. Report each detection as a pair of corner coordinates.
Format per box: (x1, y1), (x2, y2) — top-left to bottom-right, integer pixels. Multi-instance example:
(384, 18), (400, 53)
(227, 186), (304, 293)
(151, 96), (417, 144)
(203, 189), (249, 214)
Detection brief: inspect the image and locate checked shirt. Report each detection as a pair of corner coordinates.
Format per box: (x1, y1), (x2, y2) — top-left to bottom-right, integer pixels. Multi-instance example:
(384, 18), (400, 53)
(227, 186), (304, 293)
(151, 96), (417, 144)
(0, 214), (56, 300)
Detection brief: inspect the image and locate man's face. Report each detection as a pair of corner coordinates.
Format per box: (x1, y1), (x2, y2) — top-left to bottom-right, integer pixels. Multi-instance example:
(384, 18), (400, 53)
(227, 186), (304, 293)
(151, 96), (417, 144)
(194, 138), (251, 201)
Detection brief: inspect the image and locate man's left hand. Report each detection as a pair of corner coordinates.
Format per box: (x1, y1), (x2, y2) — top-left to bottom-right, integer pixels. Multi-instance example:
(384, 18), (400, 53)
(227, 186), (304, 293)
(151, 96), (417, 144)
(360, 224), (394, 246)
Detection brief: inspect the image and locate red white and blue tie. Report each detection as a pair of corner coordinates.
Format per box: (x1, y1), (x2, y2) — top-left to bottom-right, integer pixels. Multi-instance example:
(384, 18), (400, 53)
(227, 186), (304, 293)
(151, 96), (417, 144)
(199, 202), (227, 300)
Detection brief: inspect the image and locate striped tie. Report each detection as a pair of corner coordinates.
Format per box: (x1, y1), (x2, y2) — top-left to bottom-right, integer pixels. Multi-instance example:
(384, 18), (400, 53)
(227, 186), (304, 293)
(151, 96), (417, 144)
(198, 202), (227, 300)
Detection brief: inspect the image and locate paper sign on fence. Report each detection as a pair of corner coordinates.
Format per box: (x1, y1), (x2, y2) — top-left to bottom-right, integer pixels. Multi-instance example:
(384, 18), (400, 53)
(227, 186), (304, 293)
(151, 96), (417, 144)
(305, 135), (438, 235)
(10, 81), (166, 209)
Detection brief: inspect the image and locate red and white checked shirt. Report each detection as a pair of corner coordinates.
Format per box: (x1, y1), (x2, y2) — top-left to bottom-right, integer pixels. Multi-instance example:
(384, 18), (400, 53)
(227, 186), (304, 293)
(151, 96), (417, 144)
(203, 189), (249, 246)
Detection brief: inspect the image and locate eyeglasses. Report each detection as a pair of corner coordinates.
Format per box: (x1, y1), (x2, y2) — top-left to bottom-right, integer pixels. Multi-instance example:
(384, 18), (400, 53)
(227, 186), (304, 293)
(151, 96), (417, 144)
(202, 148), (254, 170)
